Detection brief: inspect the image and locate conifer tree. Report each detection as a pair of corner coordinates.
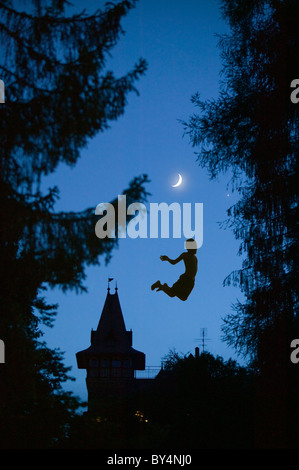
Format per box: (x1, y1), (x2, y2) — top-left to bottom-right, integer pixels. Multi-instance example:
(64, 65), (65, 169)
(184, 0), (298, 447)
(0, 0), (148, 447)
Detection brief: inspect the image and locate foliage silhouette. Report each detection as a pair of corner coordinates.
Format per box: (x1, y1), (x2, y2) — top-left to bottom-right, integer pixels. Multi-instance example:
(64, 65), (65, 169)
(62, 350), (255, 449)
(0, 0), (149, 448)
(183, 0), (299, 448)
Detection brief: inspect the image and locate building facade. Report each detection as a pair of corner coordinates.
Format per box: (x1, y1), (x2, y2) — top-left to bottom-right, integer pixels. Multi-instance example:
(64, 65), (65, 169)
(76, 284), (147, 414)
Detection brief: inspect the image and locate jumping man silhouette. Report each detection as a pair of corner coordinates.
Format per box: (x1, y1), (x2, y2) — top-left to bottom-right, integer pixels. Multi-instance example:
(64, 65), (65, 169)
(151, 238), (198, 301)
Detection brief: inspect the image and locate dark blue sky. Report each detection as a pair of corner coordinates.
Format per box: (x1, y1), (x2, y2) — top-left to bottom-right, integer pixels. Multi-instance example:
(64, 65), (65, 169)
(42, 0), (246, 401)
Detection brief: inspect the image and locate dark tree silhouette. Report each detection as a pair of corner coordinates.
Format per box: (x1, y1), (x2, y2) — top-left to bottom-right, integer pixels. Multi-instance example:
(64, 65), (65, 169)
(56, 349), (254, 450)
(141, 350), (254, 449)
(184, 0), (298, 447)
(0, 0), (149, 448)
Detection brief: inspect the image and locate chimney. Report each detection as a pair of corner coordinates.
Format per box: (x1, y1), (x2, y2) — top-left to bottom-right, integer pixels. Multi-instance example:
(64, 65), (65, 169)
(195, 346), (199, 358)
(126, 329), (132, 346)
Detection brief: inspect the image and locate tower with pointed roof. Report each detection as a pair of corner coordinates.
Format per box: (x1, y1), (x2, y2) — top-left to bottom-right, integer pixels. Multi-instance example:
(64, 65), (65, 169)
(76, 282), (146, 413)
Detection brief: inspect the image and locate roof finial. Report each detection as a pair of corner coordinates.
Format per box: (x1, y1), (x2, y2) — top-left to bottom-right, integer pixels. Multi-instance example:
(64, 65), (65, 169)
(108, 277), (114, 293)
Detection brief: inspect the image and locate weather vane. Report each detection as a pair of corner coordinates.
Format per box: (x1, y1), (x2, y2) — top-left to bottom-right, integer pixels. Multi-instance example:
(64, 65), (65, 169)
(107, 277), (114, 292)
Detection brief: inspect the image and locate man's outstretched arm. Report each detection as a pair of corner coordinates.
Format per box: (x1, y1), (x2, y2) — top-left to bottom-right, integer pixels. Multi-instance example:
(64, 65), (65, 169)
(160, 253), (184, 265)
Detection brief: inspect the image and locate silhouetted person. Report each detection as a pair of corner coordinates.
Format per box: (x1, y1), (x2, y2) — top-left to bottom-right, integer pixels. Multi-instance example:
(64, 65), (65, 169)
(151, 239), (198, 301)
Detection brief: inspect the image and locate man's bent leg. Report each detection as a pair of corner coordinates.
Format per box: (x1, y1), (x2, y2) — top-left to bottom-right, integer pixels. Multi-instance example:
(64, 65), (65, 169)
(157, 283), (176, 298)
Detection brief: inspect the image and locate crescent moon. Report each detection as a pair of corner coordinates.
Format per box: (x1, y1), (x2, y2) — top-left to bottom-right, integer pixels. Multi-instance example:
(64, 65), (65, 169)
(172, 173), (182, 188)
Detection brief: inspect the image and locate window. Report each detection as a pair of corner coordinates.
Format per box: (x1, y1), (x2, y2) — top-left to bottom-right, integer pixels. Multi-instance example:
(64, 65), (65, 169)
(100, 359), (110, 368)
(112, 360), (121, 368)
(100, 368), (110, 377)
(111, 368), (121, 377)
(123, 369), (133, 378)
(89, 358), (99, 367)
(89, 369), (98, 378)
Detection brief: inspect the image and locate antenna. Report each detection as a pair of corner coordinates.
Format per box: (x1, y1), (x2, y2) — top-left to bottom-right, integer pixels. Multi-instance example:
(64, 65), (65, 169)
(195, 328), (211, 353)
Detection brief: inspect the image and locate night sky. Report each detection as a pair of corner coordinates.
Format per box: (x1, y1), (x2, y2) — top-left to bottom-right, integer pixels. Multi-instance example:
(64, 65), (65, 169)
(41, 0), (246, 402)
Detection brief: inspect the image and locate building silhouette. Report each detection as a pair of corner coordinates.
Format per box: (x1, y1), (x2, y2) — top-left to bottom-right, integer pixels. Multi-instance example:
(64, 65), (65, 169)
(76, 283), (155, 414)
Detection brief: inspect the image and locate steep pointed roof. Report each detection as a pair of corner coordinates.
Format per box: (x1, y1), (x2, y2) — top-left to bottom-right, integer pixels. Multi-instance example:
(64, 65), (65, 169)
(95, 288), (128, 346)
(76, 286), (145, 370)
